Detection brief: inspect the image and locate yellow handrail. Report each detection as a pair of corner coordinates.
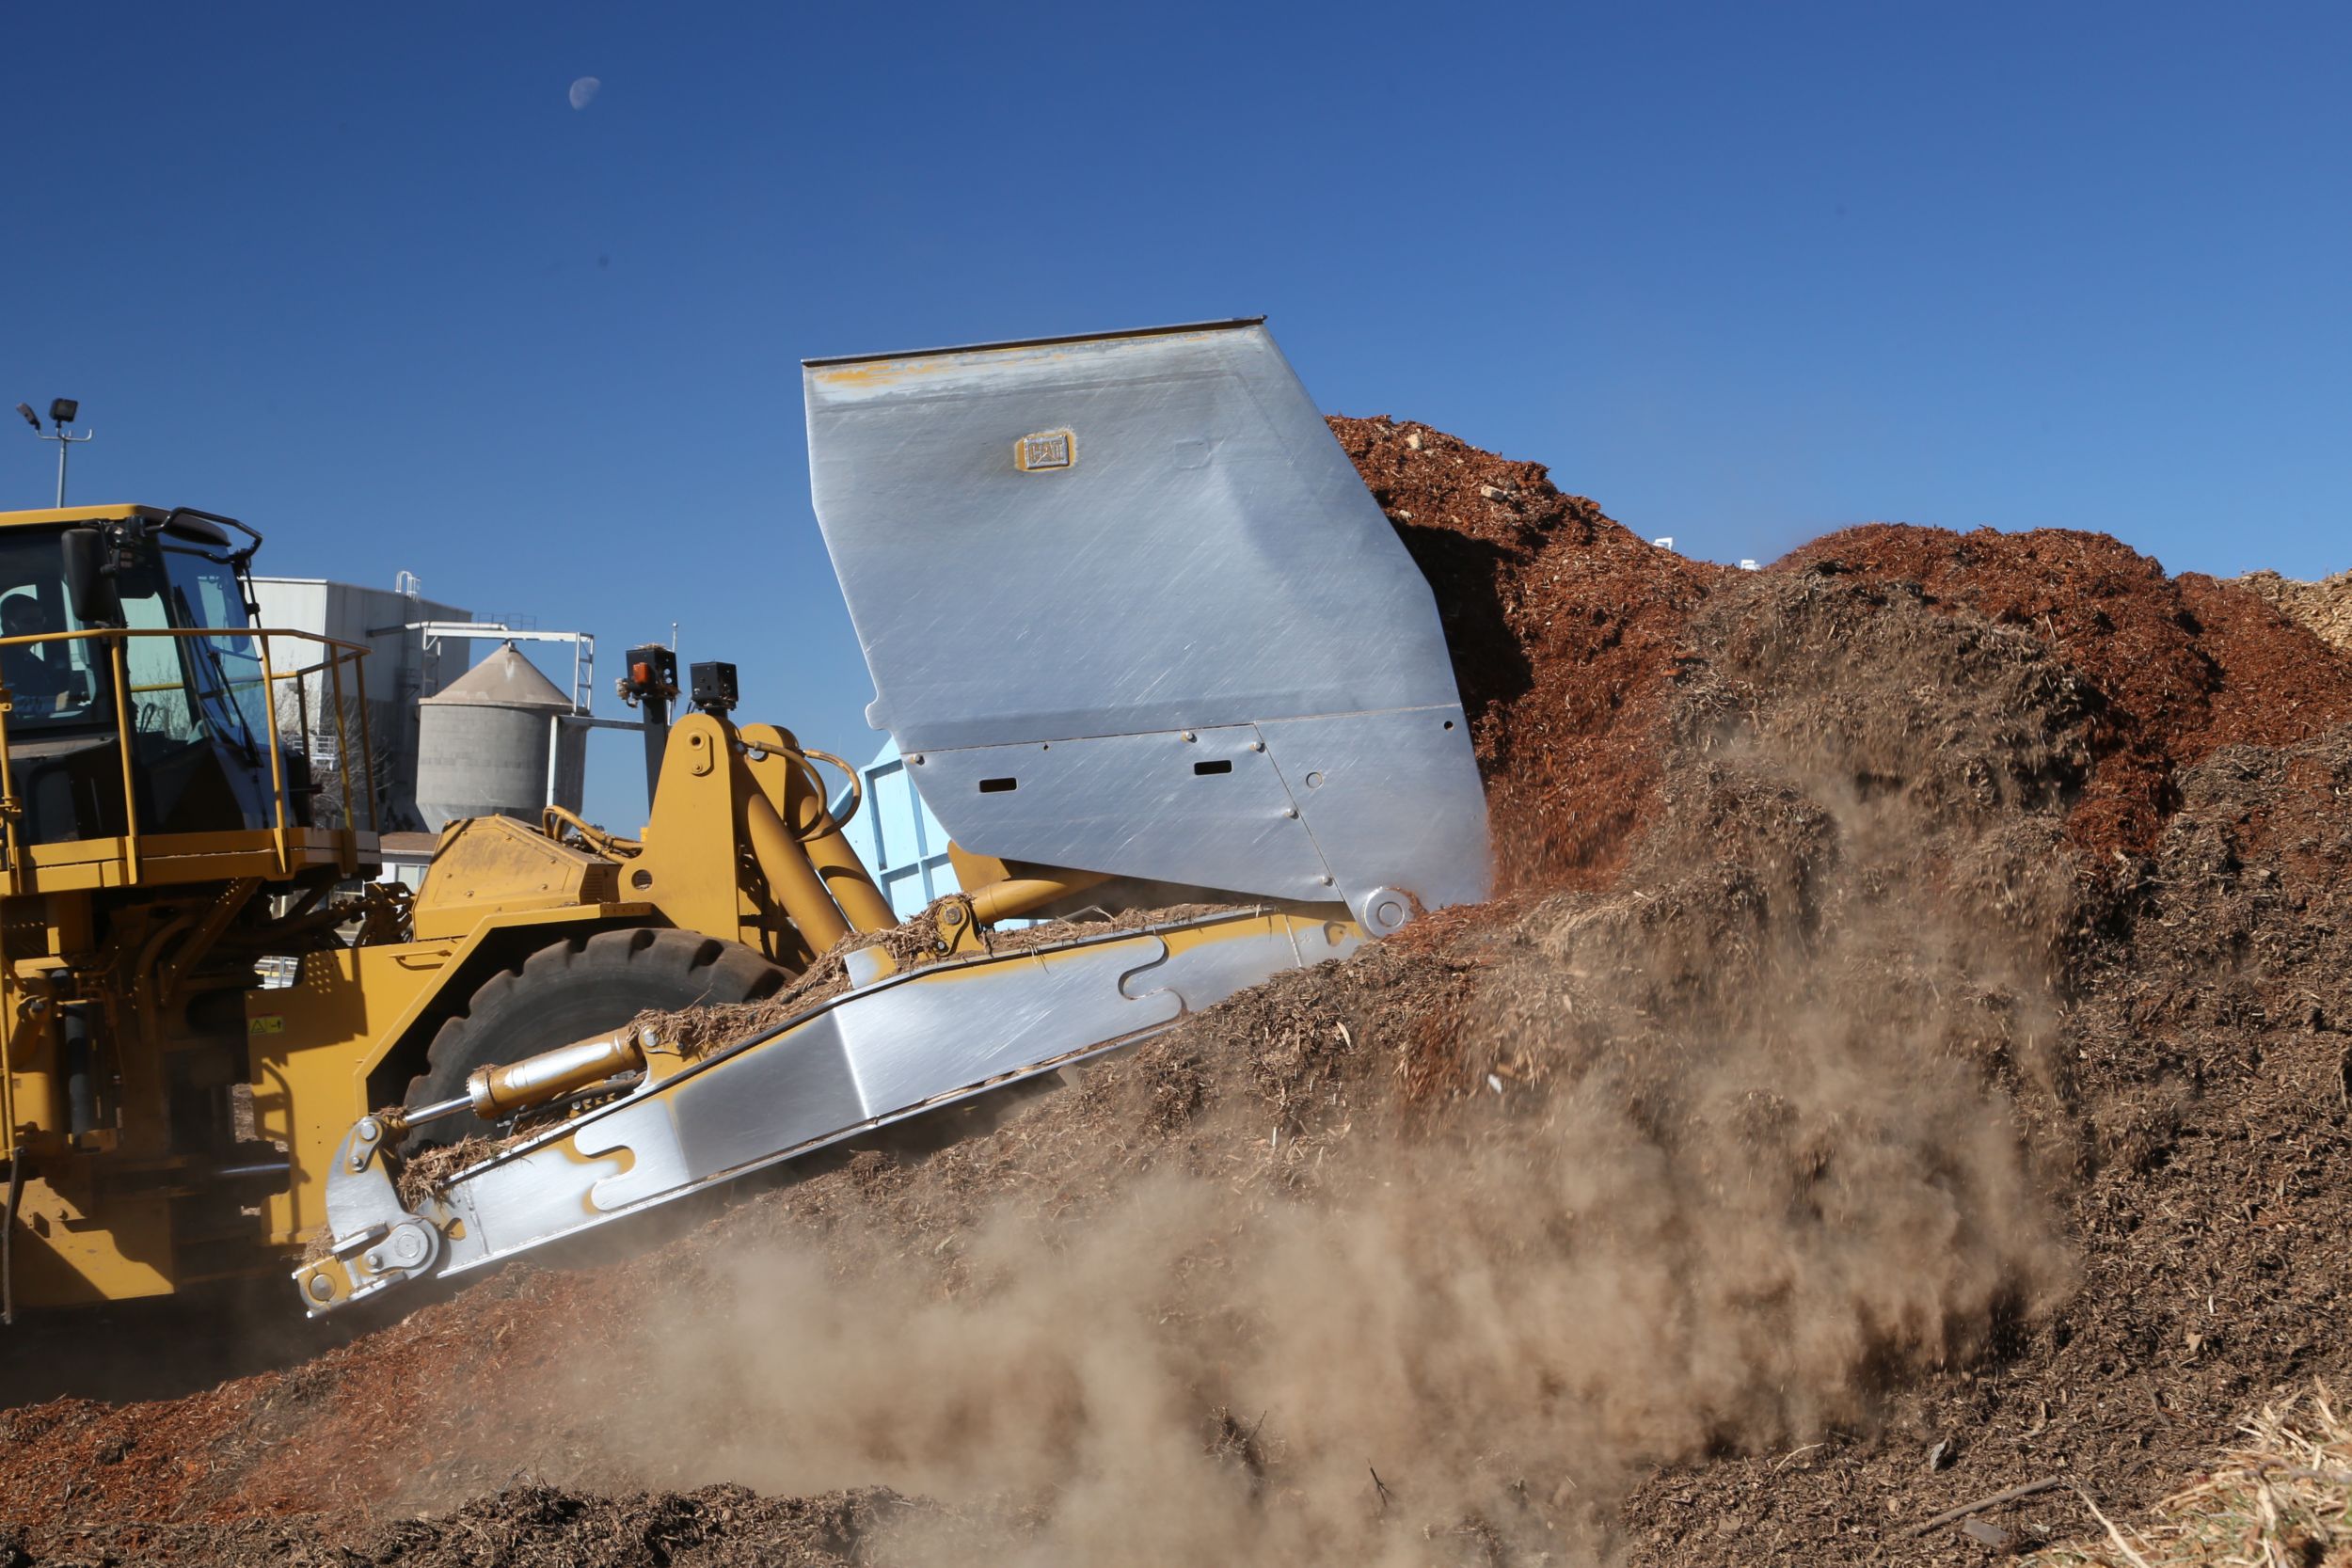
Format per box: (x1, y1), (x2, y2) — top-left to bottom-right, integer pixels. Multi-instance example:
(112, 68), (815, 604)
(0, 659), (18, 896)
(0, 626), (370, 653)
(0, 625), (376, 881)
(258, 630), (288, 874)
(106, 638), (140, 882)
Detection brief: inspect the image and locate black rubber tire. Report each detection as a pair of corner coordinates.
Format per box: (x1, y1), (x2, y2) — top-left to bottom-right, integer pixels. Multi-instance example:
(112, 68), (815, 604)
(405, 928), (787, 1144)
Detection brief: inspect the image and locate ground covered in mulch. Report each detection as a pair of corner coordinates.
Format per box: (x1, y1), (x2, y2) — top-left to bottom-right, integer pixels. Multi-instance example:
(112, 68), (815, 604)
(4, 422), (2350, 1566)
(2020, 1385), (2350, 1565)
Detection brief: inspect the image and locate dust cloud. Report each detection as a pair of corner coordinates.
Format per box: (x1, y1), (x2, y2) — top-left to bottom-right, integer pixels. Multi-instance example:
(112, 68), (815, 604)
(576, 570), (2085, 1563)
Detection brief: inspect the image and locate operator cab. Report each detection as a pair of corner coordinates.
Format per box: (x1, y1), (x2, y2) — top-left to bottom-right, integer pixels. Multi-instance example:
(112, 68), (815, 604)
(0, 505), (302, 847)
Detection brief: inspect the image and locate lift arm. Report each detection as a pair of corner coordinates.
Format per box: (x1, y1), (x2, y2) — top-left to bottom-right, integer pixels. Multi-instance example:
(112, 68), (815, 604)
(296, 905), (1355, 1313)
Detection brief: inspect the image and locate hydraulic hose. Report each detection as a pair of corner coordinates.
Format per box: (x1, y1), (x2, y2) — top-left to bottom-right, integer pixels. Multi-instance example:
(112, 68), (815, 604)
(541, 804), (643, 859)
(781, 744), (862, 838)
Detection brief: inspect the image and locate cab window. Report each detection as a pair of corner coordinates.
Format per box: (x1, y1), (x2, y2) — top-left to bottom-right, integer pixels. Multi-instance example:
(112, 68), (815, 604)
(0, 532), (104, 726)
(163, 543), (270, 753)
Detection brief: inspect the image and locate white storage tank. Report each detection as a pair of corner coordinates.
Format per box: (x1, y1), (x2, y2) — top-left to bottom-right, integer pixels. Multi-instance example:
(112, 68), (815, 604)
(414, 642), (585, 830)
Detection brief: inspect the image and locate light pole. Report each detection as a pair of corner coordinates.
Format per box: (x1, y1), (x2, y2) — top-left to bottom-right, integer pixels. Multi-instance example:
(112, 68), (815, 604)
(15, 399), (93, 506)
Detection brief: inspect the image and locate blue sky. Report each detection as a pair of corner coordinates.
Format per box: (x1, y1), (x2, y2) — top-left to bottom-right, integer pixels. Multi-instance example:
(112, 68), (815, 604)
(6, 3), (2348, 828)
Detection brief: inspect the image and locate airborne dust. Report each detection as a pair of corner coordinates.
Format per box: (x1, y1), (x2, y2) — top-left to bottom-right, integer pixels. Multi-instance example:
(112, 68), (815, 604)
(4, 420), (2351, 1566)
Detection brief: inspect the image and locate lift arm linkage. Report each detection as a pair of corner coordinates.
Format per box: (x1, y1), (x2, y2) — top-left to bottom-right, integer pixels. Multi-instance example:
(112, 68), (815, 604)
(296, 906), (1356, 1314)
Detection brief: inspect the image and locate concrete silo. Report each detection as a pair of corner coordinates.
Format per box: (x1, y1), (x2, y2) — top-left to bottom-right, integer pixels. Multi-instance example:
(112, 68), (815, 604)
(414, 642), (586, 830)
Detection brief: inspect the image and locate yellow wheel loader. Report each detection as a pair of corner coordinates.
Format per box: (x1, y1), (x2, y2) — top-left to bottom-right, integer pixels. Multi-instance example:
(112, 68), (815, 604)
(0, 320), (1489, 1323)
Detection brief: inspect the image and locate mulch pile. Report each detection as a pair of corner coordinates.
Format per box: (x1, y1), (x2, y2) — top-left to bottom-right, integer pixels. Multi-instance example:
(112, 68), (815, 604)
(1784, 526), (2352, 856)
(2237, 566), (2352, 656)
(0, 1482), (912, 1568)
(1330, 416), (1720, 892)
(1328, 418), (2352, 880)
(1615, 697), (2352, 1566)
(4, 422), (2351, 1566)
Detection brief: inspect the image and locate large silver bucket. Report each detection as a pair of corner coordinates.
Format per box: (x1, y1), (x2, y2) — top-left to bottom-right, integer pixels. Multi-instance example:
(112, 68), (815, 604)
(803, 319), (1488, 932)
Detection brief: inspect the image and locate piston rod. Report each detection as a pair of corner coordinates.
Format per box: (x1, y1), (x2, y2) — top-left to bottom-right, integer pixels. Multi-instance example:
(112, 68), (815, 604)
(394, 1025), (657, 1132)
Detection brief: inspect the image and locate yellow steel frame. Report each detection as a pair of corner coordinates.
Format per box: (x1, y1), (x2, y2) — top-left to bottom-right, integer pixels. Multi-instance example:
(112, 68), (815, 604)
(0, 638), (1084, 1309)
(610, 714), (895, 970)
(246, 899), (663, 1244)
(0, 611), (386, 1308)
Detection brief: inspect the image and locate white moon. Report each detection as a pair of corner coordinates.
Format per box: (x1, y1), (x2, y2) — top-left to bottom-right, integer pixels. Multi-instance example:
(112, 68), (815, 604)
(568, 76), (601, 110)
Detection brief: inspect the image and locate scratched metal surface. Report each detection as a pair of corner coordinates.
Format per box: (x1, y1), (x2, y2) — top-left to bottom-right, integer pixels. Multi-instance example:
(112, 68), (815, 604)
(803, 320), (1489, 920)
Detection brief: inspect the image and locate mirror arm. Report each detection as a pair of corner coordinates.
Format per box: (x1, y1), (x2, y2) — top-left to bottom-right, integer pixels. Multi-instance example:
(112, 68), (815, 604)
(162, 506), (264, 566)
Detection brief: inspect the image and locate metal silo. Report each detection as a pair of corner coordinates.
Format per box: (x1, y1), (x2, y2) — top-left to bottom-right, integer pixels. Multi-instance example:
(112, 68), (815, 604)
(414, 642), (586, 830)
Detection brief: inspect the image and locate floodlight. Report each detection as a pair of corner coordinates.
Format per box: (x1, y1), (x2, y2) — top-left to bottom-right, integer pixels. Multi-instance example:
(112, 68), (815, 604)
(13, 403), (35, 431)
(48, 399), (78, 425)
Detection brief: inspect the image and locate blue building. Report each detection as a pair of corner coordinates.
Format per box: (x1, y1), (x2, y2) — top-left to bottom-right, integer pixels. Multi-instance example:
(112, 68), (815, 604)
(831, 737), (960, 921)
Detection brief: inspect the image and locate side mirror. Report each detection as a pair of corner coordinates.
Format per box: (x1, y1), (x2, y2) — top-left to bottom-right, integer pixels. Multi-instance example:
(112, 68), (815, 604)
(61, 528), (121, 626)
